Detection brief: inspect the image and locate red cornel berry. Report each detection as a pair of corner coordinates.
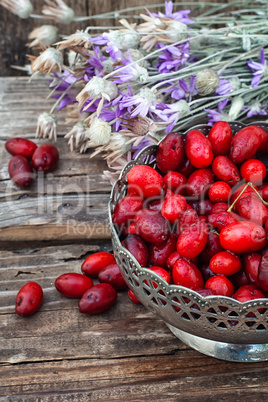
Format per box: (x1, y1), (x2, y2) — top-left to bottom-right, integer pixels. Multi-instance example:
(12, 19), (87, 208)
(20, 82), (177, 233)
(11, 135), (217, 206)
(5, 138), (37, 159)
(8, 155), (34, 188)
(15, 282), (43, 316)
(55, 273), (93, 298)
(78, 283), (117, 314)
(31, 144), (59, 172)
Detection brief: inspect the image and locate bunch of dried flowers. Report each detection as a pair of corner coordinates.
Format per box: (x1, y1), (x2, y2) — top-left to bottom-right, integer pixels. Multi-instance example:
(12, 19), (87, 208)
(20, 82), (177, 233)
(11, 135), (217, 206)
(2, 0), (268, 182)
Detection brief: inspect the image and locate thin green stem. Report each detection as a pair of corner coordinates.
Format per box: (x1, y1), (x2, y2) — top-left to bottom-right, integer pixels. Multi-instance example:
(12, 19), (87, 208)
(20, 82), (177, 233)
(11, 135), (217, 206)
(248, 183), (268, 206)
(227, 183), (251, 212)
(49, 80), (76, 115)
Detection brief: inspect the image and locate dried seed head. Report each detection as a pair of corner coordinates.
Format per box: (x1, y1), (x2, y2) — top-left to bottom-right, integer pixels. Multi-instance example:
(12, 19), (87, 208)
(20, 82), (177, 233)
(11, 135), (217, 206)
(128, 49), (148, 68)
(229, 76), (241, 92)
(1, 0), (33, 18)
(76, 77), (118, 107)
(138, 87), (157, 106)
(165, 21), (188, 42)
(42, 0), (74, 24)
(36, 113), (57, 142)
(85, 118), (111, 145)
(102, 57), (115, 73)
(29, 47), (63, 74)
(28, 25), (58, 48)
(228, 96), (244, 120)
(56, 30), (92, 50)
(195, 69), (220, 96)
(64, 122), (88, 152)
(122, 116), (157, 136)
(172, 99), (190, 118)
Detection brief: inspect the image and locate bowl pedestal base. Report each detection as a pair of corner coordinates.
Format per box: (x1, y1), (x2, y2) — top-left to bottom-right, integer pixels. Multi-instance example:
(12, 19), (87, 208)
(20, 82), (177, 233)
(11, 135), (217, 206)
(166, 323), (268, 362)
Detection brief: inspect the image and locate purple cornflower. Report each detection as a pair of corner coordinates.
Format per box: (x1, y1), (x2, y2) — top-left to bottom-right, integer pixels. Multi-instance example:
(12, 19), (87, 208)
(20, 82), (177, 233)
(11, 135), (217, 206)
(119, 88), (158, 118)
(91, 35), (108, 46)
(113, 53), (148, 84)
(51, 70), (78, 110)
(151, 1), (194, 24)
(215, 79), (233, 96)
(156, 99), (190, 132)
(105, 87), (133, 130)
(86, 46), (106, 77)
(244, 101), (267, 118)
(92, 31), (122, 60)
(247, 48), (267, 87)
(156, 42), (190, 73)
(163, 76), (196, 101)
(205, 99), (229, 125)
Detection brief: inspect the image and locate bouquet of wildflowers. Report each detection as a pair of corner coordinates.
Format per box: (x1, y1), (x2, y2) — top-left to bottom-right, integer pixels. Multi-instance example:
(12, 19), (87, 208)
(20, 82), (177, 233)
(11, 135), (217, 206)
(3, 0), (268, 182)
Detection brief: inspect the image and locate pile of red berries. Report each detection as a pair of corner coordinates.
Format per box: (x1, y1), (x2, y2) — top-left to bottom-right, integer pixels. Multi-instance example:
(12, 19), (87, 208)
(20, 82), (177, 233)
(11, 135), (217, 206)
(5, 138), (59, 187)
(15, 251), (132, 316)
(112, 122), (268, 304)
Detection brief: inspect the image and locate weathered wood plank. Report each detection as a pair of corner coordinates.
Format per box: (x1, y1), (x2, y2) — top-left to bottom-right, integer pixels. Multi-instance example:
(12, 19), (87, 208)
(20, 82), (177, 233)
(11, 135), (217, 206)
(1, 354), (268, 400)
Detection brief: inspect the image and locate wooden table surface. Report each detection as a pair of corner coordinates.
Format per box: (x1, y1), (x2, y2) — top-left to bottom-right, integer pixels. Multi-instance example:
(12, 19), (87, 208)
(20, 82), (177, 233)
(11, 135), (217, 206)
(1, 77), (268, 401)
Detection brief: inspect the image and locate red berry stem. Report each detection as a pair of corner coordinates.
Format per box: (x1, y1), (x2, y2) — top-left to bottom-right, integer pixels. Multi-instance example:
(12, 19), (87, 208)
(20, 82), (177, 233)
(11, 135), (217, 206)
(248, 182), (268, 206)
(227, 182), (251, 212)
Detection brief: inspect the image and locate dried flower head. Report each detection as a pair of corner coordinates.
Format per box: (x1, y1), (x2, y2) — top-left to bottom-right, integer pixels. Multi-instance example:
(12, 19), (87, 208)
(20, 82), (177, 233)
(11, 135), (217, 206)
(102, 151), (132, 185)
(165, 21), (188, 42)
(85, 118), (111, 145)
(90, 131), (131, 162)
(195, 68), (220, 96)
(42, 0), (74, 24)
(29, 47), (63, 74)
(228, 96), (244, 120)
(1, 0), (33, 18)
(64, 122), (88, 152)
(36, 113), (57, 142)
(128, 48), (148, 68)
(56, 30), (92, 50)
(28, 25), (58, 48)
(137, 10), (188, 51)
(121, 115), (158, 136)
(76, 77), (118, 110)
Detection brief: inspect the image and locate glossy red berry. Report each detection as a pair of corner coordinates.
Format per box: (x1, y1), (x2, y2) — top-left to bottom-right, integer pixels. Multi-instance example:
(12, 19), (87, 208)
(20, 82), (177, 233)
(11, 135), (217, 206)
(172, 259), (204, 290)
(81, 252), (116, 278)
(205, 275), (234, 297)
(185, 130), (213, 168)
(240, 159), (266, 185)
(208, 181), (231, 203)
(55, 273), (93, 298)
(161, 194), (187, 223)
(128, 289), (141, 304)
(98, 263), (128, 291)
(8, 155), (34, 188)
(209, 251), (241, 276)
(5, 137), (37, 159)
(15, 282), (43, 316)
(31, 144), (59, 172)
(78, 283), (117, 314)
(208, 121), (232, 156)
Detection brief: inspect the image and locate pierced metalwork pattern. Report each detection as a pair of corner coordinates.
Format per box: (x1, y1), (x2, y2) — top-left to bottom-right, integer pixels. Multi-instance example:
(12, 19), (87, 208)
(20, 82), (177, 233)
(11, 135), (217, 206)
(109, 121), (268, 344)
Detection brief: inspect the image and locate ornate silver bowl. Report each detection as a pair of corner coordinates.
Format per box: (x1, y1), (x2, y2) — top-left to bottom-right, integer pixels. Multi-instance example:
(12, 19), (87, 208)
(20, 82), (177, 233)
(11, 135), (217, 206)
(108, 121), (268, 362)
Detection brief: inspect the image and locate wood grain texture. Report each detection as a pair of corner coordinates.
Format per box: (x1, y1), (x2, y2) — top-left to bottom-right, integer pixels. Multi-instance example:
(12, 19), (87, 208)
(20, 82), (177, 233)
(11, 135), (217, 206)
(0, 77), (111, 242)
